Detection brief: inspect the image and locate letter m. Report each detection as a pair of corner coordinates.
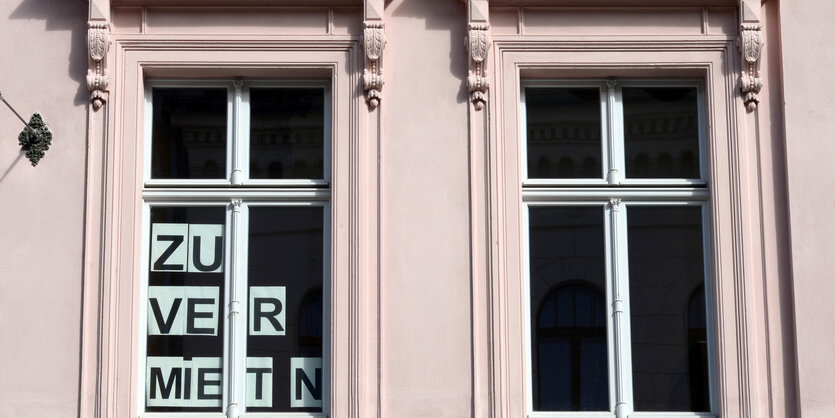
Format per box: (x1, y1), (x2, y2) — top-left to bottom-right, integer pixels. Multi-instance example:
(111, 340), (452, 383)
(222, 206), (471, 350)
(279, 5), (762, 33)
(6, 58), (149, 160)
(150, 367), (182, 400)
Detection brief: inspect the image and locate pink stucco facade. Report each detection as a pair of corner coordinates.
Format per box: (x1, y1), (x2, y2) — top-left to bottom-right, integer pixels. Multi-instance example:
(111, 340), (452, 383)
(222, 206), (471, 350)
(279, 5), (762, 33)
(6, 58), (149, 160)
(0, 0), (831, 417)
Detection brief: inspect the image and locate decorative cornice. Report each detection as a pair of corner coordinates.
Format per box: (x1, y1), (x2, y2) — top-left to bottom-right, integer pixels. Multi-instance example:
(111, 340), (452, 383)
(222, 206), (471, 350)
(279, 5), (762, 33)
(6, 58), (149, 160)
(363, 21), (385, 109)
(87, 21), (110, 110)
(467, 23), (490, 111)
(739, 23), (763, 112)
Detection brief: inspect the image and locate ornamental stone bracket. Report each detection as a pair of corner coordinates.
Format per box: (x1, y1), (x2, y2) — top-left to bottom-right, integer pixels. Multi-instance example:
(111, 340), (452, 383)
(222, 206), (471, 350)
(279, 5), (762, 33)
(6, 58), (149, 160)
(466, 0), (490, 111)
(362, 21), (385, 109)
(87, 21), (110, 110)
(467, 23), (490, 111)
(738, 0), (763, 112)
(739, 23), (763, 112)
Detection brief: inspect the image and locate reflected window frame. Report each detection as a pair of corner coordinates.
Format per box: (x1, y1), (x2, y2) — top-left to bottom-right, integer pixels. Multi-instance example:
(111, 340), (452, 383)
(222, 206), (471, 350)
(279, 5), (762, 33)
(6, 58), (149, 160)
(521, 78), (717, 418)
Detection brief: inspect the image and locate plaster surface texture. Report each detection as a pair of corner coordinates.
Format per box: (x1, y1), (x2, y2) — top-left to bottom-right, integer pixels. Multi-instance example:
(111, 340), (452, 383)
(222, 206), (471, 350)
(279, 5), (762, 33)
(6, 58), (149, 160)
(753, 2), (797, 416)
(0, 0), (87, 416)
(381, 0), (473, 416)
(780, 1), (835, 416)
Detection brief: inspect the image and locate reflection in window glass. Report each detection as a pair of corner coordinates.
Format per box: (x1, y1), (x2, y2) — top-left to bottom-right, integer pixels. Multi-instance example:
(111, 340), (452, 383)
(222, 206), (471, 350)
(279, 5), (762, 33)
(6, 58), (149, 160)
(688, 286), (710, 411)
(529, 206), (608, 411)
(250, 88), (325, 180)
(247, 207), (324, 413)
(151, 88), (227, 179)
(526, 88), (602, 179)
(627, 206), (708, 411)
(623, 87), (700, 179)
(146, 206), (226, 412)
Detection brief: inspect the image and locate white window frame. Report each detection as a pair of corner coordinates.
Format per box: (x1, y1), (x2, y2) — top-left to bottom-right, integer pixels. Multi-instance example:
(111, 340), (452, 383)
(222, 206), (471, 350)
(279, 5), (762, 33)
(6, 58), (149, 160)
(138, 80), (333, 418)
(143, 80), (332, 189)
(520, 80), (716, 418)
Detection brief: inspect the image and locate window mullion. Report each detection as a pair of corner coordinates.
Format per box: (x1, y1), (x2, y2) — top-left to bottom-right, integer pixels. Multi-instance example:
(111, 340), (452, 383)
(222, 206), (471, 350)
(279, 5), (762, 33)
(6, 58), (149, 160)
(608, 199), (632, 418)
(226, 200), (247, 416)
(605, 81), (623, 185)
(231, 80), (245, 185)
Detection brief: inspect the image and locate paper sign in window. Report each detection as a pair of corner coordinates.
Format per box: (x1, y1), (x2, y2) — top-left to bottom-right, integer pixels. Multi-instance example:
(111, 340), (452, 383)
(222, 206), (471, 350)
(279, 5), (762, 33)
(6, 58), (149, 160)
(290, 357), (322, 408)
(148, 286), (219, 336)
(151, 223), (224, 273)
(249, 286), (286, 336)
(146, 356), (222, 407)
(246, 357), (274, 407)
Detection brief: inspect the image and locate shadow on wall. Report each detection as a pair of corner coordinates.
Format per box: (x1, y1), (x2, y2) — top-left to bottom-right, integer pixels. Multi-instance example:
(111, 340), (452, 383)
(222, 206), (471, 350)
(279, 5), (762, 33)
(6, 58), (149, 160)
(389, 0), (469, 105)
(0, 153), (24, 187)
(9, 0), (89, 107)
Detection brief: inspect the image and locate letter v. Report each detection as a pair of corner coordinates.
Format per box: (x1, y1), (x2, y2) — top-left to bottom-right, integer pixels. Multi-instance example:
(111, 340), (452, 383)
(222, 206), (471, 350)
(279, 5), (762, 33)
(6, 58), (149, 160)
(150, 298), (182, 334)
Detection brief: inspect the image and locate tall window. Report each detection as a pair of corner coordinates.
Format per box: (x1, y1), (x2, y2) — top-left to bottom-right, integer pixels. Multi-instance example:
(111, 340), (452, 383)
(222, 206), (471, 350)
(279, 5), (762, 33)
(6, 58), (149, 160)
(141, 80), (330, 415)
(524, 80), (714, 416)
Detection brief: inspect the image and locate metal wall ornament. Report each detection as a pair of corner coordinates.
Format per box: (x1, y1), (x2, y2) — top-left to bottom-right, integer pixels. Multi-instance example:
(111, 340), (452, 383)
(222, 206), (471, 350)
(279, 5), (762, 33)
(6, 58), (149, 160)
(363, 21), (385, 109)
(18, 114), (52, 166)
(1, 92), (52, 166)
(87, 21), (110, 110)
(739, 23), (763, 112)
(467, 23), (490, 111)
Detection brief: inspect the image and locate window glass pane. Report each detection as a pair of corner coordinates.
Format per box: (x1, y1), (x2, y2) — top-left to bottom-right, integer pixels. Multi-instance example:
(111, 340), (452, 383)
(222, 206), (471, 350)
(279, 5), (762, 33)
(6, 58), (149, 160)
(249, 88), (325, 180)
(151, 88), (227, 179)
(146, 206), (226, 412)
(529, 206), (608, 411)
(627, 206), (709, 412)
(247, 206), (324, 412)
(623, 87), (700, 179)
(526, 88), (603, 179)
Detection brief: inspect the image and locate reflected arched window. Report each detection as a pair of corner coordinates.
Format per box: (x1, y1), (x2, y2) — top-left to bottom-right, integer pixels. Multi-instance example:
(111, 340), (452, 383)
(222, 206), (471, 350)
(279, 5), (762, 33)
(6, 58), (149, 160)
(534, 285), (608, 411)
(203, 159), (220, 178)
(688, 285), (709, 411)
(538, 155), (551, 175)
(582, 156), (598, 178)
(298, 289), (322, 357)
(557, 157), (574, 178)
(658, 152), (673, 177)
(681, 151), (696, 178)
(635, 152), (650, 177)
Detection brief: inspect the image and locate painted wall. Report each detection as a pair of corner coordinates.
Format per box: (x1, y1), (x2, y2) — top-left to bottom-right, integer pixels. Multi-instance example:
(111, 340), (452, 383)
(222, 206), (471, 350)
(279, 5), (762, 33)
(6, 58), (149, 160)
(381, 0), (473, 416)
(1, 0), (833, 417)
(780, 1), (835, 416)
(0, 0), (88, 416)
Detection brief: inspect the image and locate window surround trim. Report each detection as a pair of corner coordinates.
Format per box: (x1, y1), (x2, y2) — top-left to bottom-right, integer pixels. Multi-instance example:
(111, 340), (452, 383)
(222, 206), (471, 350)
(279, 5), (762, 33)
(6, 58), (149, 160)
(471, 36), (769, 418)
(80, 37), (381, 418)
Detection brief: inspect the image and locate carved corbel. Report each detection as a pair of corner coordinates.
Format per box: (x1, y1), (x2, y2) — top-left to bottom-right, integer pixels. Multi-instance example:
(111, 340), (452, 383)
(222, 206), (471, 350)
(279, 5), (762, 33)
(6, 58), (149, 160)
(363, 21), (385, 109)
(739, 23), (763, 112)
(467, 23), (490, 111)
(87, 21), (110, 110)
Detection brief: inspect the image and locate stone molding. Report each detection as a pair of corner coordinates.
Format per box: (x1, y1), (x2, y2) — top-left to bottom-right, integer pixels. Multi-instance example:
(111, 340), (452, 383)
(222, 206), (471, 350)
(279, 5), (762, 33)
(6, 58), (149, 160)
(363, 21), (385, 109)
(87, 21), (110, 110)
(468, 23), (490, 110)
(739, 23), (763, 112)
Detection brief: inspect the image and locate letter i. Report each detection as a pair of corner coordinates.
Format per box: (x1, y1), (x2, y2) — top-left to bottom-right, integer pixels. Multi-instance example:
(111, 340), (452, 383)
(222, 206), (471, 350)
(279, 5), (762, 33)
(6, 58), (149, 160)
(184, 366), (192, 399)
